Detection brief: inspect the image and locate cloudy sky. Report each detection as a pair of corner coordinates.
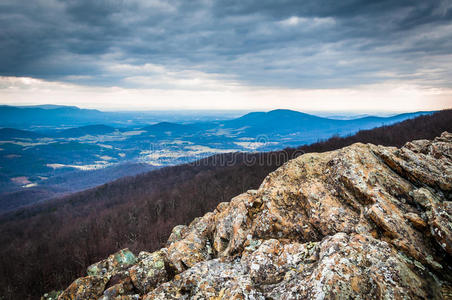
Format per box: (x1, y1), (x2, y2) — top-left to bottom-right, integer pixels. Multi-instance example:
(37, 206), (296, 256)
(0, 0), (451, 112)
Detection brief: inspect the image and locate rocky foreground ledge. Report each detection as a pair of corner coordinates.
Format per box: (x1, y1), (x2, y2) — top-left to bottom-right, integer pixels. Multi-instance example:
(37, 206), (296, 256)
(49, 132), (451, 299)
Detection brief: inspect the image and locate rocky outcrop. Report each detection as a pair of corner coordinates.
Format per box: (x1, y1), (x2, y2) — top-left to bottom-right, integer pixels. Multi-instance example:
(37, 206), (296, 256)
(55, 132), (452, 299)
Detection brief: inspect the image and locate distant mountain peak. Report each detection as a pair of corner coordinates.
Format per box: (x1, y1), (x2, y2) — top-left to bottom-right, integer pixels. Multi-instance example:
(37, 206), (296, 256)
(21, 104), (80, 110)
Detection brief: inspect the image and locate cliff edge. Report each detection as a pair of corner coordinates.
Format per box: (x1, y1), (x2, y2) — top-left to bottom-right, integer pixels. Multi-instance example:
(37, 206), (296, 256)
(52, 132), (452, 299)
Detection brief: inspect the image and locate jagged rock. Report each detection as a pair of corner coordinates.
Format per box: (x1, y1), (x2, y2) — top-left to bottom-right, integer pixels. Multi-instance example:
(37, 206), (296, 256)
(98, 273), (136, 299)
(143, 232), (439, 299)
(417, 187), (452, 255)
(213, 192), (256, 257)
(99, 280), (134, 299)
(129, 250), (170, 294)
(166, 225), (189, 246)
(55, 132), (452, 299)
(166, 212), (216, 272)
(58, 275), (108, 300)
(241, 238), (319, 286)
(87, 248), (137, 278)
(100, 295), (140, 300)
(142, 257), (263, 299)
(267, 233), (438, 299)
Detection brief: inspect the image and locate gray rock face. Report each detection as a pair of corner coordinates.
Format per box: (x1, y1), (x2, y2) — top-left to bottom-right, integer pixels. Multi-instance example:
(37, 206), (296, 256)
(129, 250), (170, 294)
(56, 132), (452, 299)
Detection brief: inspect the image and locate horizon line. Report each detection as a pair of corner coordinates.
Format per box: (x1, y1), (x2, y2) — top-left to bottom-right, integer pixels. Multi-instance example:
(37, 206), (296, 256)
(1, 103), (442, 115)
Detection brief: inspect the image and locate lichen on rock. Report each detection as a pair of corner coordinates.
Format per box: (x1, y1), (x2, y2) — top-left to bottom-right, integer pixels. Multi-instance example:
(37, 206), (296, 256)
(58, 276), (108, 300)
(87, 248), (137, 278)
(129, 249), (171, 294)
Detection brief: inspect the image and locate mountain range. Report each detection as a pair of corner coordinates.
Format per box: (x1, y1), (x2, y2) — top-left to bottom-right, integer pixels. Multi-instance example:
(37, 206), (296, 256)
(0, 106), (434, 212)
(0, 105), (247, 129)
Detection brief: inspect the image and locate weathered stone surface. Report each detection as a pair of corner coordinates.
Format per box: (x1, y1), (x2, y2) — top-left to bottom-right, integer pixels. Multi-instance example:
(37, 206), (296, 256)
(241, 238), (319, 286)
(54, 132), (452, 299)
(267, 233), (438, 299)
(98, 273), (136, 299)
(99, 295), (140, 300)
(87, 248), (137, 278)
(142, 258), (264, 300)
(213, 192), (256, 257)
(166, 225), (189, 246)
(129, 249), (170, 294)
(166, 212), (216, 272)
(58, 275), (108, 300)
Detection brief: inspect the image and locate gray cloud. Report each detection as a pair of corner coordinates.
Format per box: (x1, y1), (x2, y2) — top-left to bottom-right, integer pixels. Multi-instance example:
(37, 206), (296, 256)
(0, 0), (451, 89)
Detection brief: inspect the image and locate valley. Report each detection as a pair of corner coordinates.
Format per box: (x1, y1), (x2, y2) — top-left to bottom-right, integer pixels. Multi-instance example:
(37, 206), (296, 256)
(0, 106), (432, 210)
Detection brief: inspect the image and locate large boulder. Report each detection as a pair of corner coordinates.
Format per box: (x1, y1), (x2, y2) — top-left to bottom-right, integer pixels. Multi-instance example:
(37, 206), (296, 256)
(58, 276), (108, 300)
(54, 132), (452, 299)
(129, 249), (171, 294)
(87, 248), (137, 278)
(166, 212), (216, 272)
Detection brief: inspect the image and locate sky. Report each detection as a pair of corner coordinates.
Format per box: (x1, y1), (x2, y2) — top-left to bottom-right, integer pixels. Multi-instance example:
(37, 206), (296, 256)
(0, 0), (452, 112)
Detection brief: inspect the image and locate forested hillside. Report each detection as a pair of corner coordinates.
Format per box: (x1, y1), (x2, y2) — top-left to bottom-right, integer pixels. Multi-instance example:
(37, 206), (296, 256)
(0, 109), (451, 299)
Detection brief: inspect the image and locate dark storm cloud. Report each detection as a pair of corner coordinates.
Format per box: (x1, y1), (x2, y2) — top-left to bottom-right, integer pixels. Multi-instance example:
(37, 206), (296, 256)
(0, 0), (451, 88)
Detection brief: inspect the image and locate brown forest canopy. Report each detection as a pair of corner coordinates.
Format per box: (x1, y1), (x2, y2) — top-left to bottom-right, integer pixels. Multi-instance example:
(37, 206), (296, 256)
(0, 109), (451, 299)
